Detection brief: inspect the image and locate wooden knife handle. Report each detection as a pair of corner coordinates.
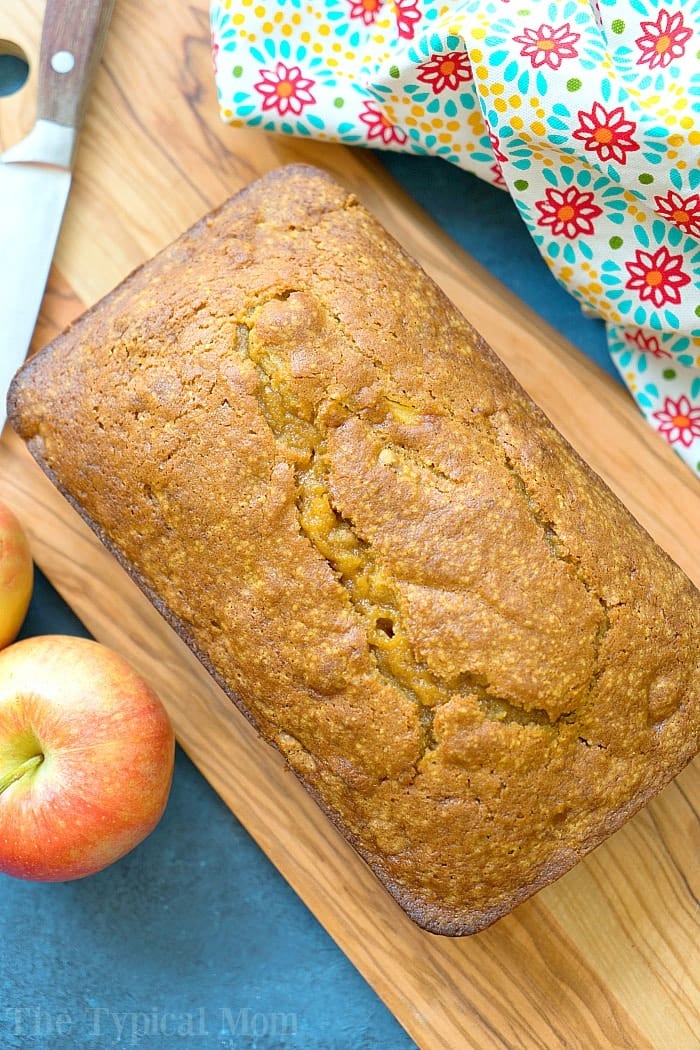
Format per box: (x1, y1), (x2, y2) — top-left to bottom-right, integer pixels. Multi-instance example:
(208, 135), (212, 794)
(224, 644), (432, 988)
(36, 0), (115, 132)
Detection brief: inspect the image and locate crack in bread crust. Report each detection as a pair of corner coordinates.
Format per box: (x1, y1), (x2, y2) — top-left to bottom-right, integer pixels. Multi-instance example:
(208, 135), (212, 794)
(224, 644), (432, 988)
(235, 310), (581, 753)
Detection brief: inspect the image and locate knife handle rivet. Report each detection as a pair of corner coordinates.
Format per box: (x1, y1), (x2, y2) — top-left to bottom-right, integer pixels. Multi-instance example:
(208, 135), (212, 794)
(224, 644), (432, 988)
(50, 50), (75, 75)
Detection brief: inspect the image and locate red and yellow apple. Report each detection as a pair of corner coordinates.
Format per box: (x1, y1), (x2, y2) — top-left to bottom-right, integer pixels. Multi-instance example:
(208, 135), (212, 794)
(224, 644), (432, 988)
(0, 635), (175, 881)
(0, 501), (33, 649)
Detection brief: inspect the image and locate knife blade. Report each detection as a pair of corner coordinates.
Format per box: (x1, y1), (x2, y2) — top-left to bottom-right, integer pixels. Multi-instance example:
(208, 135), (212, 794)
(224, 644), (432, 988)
(0, 0), (115, 430)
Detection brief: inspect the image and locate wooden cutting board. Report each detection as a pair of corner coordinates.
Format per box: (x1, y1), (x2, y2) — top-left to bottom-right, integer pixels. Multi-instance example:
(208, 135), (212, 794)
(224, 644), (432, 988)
(2, 3), (699, 1048)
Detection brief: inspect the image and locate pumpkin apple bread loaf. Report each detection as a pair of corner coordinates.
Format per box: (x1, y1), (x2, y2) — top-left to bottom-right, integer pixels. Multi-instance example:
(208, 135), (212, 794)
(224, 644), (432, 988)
(9, 165), (700, 935)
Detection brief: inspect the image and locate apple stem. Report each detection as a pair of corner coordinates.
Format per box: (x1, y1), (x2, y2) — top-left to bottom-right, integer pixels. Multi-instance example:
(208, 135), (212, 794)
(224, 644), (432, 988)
(0, 753), (44, 795)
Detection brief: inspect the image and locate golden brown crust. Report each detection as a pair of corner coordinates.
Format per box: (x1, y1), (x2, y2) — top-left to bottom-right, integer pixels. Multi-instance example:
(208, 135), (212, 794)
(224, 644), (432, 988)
(9, 164), (700, 935)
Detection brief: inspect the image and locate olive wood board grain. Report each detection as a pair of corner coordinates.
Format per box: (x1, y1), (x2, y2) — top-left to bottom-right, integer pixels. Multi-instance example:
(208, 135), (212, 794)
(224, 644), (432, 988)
(1, 3), (699, 1049)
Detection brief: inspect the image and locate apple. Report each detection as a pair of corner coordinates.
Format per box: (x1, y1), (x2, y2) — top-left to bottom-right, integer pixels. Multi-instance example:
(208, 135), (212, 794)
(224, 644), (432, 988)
(0, 501), (33, 649)
(0, 635), (175, 881)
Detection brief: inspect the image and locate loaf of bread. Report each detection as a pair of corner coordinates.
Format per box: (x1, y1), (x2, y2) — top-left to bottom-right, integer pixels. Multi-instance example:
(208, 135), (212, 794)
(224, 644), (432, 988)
(9, 165), (700, 935)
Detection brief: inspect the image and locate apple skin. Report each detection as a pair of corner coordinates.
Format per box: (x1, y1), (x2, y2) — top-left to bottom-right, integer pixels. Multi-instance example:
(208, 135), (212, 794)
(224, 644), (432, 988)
(0, 502), (33, 650)
(0, 635), (175, 881)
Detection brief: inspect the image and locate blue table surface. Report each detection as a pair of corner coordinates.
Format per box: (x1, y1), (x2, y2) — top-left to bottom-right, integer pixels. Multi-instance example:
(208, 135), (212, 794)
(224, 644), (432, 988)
(0, 151), (619, 1050)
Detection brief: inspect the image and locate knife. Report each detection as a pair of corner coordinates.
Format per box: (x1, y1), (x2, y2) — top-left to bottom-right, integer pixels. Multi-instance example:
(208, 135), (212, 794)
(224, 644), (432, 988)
(0, 0), (115, 430)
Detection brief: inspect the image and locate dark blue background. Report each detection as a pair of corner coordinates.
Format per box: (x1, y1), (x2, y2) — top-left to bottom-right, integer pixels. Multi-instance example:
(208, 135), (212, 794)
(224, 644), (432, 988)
(0, 148), (620, 1050)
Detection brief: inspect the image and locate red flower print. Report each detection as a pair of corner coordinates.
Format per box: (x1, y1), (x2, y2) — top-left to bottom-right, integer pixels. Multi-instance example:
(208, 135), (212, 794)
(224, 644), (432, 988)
(346, 0), (383, 26)
(624, 329), (672, 359)
(359, 101), (407, 145)
(535, 186), (603, 239)
(513, 22), (580, 70)
(654, 191), (700, 239)
(624, 247), (691, 309)
(652, 395), (700, 449)
(636, 9), (693, 69)
(487, 125), (508, 164)
(573, 102), (640, 165)
(396, 0), (421, 39)
(211, 33), (220, 76)
(416, 51), (472, 94)
(254, 63), (316, 116)
(490, 162), (507, 188)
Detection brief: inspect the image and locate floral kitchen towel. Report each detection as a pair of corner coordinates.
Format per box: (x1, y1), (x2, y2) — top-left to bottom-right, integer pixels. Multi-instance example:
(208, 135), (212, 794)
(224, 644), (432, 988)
(210, 0), (700, 476)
